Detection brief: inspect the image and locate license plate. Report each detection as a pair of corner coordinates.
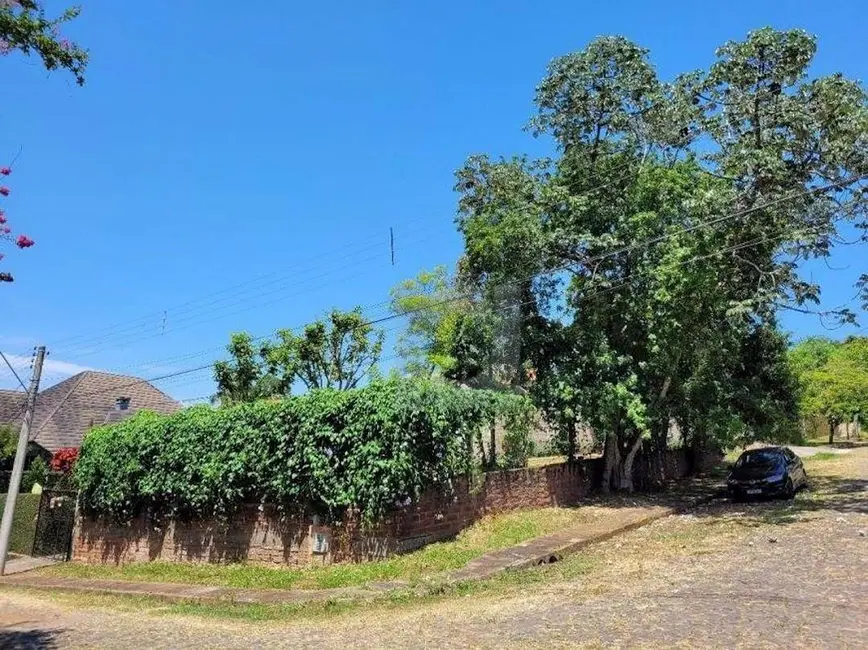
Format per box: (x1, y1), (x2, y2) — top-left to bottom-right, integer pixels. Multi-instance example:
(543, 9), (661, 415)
(746, 489), (762, 495)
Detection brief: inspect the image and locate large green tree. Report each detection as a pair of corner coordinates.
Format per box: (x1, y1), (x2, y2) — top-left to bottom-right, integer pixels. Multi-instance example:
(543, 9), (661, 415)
(450, 29), (866, 490)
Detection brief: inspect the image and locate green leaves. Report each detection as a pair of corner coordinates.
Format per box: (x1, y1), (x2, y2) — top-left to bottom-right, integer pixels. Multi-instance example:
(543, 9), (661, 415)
(0, 1), (88, 86)
(75, 379), (535, 523)
(792, 336), (868, 427)
(213, 308), (385, 403)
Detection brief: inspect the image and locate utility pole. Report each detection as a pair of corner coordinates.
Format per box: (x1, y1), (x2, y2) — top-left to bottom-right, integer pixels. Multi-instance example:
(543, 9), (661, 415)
(0, 346), (46, 575)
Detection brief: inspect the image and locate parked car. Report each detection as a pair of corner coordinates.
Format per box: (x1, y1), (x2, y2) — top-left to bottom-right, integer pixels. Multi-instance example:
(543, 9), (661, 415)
(726, 446), (807, 500)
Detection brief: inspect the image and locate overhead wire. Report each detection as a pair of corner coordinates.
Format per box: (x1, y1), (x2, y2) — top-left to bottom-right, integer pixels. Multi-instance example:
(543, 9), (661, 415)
(0, 350), (28, 391)
(47, 218), (446, 356)
(63, 173), (868, 406)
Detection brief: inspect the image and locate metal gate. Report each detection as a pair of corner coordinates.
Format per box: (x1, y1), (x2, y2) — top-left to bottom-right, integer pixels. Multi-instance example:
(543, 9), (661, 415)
(31, 489), (77, 560)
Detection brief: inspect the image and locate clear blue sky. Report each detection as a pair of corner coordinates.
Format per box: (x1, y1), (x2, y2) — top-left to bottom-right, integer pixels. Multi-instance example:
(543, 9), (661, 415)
(1, 0), (865, 399)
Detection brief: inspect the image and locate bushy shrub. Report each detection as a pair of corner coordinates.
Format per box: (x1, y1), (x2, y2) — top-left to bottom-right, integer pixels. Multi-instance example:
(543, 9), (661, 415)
(21, 456), (48, 492)
(76, 378), (534, 523)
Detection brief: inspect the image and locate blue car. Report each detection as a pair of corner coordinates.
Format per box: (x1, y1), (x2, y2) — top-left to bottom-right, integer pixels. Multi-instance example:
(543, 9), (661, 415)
(727, 446), (808, 500)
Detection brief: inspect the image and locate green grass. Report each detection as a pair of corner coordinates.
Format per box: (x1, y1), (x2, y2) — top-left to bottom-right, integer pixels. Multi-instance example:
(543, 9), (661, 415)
(807, 451), (838, 461)
(0, 493), (40, 556)
(40, 507), (594, 590)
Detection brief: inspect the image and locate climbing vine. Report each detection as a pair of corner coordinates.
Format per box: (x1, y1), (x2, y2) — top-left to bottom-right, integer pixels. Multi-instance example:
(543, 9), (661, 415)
(75, 378), (534, 522)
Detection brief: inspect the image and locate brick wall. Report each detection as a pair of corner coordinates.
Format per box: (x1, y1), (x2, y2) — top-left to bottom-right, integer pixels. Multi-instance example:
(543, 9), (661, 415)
(72, 448), (717, 566)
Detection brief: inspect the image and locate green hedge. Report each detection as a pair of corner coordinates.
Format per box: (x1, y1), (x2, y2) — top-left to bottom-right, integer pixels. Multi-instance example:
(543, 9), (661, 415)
(0, 493), (40, 556)
(76, 379), (534, 523)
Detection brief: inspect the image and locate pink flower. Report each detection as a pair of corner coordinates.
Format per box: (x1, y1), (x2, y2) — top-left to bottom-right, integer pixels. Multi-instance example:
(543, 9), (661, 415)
(0, 187), (9, 196)
(0, 167), (9, 176)
(1, 226), (9, 234)
(0, 214), (6, 225)
(16, 234), (34, 248)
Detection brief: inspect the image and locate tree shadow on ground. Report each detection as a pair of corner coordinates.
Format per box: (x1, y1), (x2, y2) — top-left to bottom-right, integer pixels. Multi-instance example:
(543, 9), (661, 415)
(0, 629), (63, 650)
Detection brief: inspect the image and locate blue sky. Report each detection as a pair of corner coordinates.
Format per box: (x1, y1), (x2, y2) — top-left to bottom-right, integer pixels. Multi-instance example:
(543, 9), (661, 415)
(1, 0), (865, 399)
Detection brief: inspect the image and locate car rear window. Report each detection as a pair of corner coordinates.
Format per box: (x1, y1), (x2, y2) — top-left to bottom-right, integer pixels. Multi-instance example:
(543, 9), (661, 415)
(735, 449), (783, 467)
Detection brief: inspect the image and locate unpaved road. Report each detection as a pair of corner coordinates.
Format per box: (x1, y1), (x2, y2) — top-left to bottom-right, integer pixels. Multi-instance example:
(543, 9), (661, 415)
(2, 451), (866, 649)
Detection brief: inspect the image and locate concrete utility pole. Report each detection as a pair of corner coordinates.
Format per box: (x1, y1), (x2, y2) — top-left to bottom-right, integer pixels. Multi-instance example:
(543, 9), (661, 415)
(0, 346), (46, 575)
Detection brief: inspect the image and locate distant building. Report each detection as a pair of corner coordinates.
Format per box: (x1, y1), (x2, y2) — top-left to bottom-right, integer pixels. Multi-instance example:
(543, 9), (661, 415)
(0, 371), (181, 454)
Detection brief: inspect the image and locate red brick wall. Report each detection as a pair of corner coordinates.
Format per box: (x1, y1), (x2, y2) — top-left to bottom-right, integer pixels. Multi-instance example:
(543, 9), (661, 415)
(72, 448), (714, 566)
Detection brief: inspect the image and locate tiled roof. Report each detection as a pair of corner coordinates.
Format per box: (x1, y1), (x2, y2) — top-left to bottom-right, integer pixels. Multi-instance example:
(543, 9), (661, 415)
(0, 372), (181, 453)
(0, 389), (27, 430)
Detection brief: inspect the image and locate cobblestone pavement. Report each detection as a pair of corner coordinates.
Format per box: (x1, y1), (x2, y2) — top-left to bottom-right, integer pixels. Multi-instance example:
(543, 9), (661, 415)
(1, 452), (866, 649)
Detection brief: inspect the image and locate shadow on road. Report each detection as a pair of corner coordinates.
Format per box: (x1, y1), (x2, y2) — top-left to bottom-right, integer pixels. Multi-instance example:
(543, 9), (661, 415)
(0, 629), (63, 650)
(691, 475), (868, 527)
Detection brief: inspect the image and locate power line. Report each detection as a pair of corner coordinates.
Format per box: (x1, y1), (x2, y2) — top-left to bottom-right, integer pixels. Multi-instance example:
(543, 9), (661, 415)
(56, 146), (702, 373)
(48, 219), (444, 355)
(53, 162), (868, 389)
(66, 203), (860, 407)
(47, 130), (701, 361)
(0, 350), (28, 391)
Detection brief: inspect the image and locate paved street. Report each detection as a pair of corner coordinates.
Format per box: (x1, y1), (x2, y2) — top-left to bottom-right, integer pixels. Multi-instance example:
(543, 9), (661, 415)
(1, 450), (866, 649)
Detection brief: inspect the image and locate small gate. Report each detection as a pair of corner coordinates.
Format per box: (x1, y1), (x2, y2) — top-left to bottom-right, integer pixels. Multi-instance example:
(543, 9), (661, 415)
(32, 489), (77, 561)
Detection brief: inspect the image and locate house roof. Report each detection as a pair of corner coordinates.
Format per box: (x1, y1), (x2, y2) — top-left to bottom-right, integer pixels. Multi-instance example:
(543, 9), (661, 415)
(0, 371), (181, 453)
(0, 389), (27, 429)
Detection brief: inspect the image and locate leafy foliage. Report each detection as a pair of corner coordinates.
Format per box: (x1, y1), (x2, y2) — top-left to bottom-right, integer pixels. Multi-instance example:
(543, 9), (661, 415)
(213, 308), (385, 404)
(76, 379), (535, 523)
(791, 336), (868, 438)
(21, 455), (47, 492)
(0, 424), (16, 467)
(438, 28), (866, 490)
(0, 0), (88, 85)
(266, 307), (384, 391)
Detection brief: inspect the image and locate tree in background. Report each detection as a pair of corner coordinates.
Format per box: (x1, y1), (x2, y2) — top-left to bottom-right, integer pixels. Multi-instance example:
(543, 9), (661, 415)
(792, 336), (868, 442)
(264, 308), (384, 391)
(444, 29), (866, 491)
(0, 424), (17, 469)
(214, 308), (385, 403)
(389, 265), (464, 377)
(212, 332), (284, 406)
(1, 0), (88, 283)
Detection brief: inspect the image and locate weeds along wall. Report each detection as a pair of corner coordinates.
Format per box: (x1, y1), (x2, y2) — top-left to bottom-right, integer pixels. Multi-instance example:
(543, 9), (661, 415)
(75, 378), (535, 524)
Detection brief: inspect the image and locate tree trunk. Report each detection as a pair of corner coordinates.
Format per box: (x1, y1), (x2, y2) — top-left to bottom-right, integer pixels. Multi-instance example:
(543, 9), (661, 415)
(566, 420), (577, 462)
(488, 421), (497, 469)
(617, 435), (644, 492)
(828, 418), (835, 445)
(602, 431), (643, 493)
(601, 432), (620, 494)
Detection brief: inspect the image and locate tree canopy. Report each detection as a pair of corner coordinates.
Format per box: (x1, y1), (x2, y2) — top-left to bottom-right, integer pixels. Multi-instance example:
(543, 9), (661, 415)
(213, 308), (385, 404)
(393, 28), (866, 490)
(791, 336), (868, 441)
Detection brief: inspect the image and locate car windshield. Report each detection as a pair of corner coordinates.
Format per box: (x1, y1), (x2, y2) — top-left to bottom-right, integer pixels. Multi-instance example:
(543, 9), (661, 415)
(735, 450), (783, 468)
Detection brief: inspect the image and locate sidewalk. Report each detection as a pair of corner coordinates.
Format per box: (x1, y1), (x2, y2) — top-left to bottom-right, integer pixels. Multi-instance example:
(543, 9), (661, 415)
(0, 485), (718, 606)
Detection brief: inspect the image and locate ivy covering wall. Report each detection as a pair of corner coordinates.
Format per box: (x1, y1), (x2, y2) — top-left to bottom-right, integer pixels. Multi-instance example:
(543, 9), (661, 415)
(75, 379), (534, 522)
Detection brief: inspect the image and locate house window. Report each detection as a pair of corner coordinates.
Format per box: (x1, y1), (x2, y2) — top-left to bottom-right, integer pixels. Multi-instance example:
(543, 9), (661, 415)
(115, 397), (131, 411)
